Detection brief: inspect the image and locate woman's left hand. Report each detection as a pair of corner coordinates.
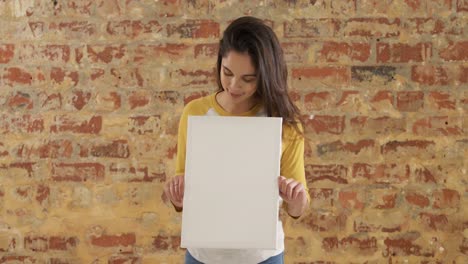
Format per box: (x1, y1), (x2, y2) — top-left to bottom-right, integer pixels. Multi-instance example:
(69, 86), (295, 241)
(278, 176), (308, 217)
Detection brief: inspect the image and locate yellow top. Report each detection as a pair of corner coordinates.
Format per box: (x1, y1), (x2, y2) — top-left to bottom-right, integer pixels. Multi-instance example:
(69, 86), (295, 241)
(175, 93), (309, 201)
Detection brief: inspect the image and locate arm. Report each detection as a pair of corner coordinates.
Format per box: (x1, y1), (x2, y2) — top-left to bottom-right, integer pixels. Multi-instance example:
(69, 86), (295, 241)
(279, 124), (310, 218)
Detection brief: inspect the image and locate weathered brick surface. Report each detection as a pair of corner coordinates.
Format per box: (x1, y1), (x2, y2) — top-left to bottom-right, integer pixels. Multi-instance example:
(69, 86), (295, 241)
(0, 0), (466, 263)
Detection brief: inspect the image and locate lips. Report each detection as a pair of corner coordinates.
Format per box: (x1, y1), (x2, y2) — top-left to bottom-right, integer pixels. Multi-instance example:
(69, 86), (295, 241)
(229, 91), (243, 98)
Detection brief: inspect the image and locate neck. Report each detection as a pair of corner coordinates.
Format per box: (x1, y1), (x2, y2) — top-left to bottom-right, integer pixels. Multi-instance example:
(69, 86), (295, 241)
(216, 91), (258, 115)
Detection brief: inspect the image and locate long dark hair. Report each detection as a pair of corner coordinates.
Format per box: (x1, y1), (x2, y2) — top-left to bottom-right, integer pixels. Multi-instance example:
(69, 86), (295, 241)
(216, 16), (302, 133)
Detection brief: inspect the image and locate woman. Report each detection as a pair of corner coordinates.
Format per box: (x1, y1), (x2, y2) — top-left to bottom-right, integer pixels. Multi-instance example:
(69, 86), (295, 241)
(164, 16), (309, 264)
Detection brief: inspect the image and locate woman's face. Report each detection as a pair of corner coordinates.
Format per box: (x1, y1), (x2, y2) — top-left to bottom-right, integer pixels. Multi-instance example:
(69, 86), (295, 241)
(220, 51), (258, 104)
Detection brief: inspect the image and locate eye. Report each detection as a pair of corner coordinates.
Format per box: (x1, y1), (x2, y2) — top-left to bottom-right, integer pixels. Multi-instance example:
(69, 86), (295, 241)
(243, 77), (256, 83)
(223, 69), (233, 76)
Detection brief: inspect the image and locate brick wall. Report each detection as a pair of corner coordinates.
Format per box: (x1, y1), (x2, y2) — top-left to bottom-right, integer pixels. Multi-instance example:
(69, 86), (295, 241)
(0, 0), (466, 263)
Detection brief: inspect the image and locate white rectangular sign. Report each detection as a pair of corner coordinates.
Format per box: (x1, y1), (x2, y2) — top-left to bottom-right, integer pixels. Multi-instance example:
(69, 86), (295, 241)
(181, 116), (282, 249)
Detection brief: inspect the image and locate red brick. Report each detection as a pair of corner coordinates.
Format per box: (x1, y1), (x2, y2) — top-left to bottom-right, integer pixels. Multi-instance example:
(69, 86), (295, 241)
(0, 44), (14, 64)
(49, 21), (96, 37)
(51, 67), (79, 87)
(172, 68), (216, 87)
(383, 234), (434, 257)
(0, 256), (37, 263)
(322, 236), (377, 253)
(299, 211), (347, 232)
(35, 184), (50, 205)
(24, 236), (48, 252)
(0, 143), (8, 157)
(458, 0), (468, 11)
(396, 91), (424, 111)
(50, 115), (102, 134)
(194, 43), (219, 58)
(338, 190), (365, 210)
(109, 163), (166, 183)
(414, 168), (436, 185)
(371, 90), (394, 104)
(284, 19), (340, 38)
(459, 65), (468, 84)
(84, 140), (130, 159)
(412, 116), (462, 136)
(419, 213), (449, 231)
(71, 90), (91, 110)
(351, 66), (396, 84)
(354, 218), (401, 233)
(344, 18), (400, 37)
(167, 20), (220, 38)
(66, 0), (93, 15)
(91, 233), (136, 247)
(433, 189), (460, 209)
(405, 192), (430, 208)
(184, 91), (210, 105)
(107, 20), (162, 38)
(7, 92), (33, 110)
(372, 191), (397, 209)
(460, 238), (468, 255)
(49, 236), (78, 251)
(309, 188), (334, 209)
(128, 91), (151, 110)
(39, 92), (62, 111)
(49, 258), (80, 264)
(128, 115), (161, 135)
(152, 235), (180, 251)
(377, 43), (432, 63)
(427, 91), (456, 110)
(317, 139), (375, 156)
(16, 139), (73, 159)
(319, 42), (371, 63)
(8, 162), (35, 178)
(382, 140), (435, 154)
(409, 18), (444, 34)
(16, 44), (70, 64)
(349, 116), (406, 135)
(292, 67), (350, 84)
(304, 115), (345, 135)
(306, 164), (348, 184)
(3, 67), (33, 86)
(279, 42), (308, 63)
(108, 256), (141, 264)
(96, 91), (121, 111)
(0, 114), (44, 134)
(412, 65), (449, 85)
(87, 45), (126, 64)
(135, 44), (191, 63)
(439, 41), (468, 61)
(304, 91), (334, 111)
(52, 163), (105, 182)
(352, 163), (410, 184)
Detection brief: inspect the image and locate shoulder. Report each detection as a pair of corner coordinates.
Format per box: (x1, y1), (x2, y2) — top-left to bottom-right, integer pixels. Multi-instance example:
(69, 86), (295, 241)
(182, 93), (214, 116)
(282, 121), (303, 142)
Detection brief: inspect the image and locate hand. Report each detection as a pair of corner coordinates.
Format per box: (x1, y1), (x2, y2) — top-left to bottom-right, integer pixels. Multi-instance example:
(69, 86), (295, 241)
(278, 176), (308, 217)
(164, 175), (185, 210)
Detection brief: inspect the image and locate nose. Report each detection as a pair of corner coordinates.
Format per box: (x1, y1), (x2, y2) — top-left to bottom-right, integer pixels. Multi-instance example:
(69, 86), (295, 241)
(230, 77), (242, 90)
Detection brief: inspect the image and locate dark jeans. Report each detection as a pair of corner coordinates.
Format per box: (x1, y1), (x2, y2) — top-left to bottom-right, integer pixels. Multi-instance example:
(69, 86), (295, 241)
(185, 250), (284, 264)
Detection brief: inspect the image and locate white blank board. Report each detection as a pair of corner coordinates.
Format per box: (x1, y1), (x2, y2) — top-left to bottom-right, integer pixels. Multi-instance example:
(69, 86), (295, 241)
(181, 116), (282, 249)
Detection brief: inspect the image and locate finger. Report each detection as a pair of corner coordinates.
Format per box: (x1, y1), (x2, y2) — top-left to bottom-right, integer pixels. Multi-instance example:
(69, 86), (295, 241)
(282, 178), (294, 197)
(286, 181), (300, 200)
(170, 180), (179, 202)
(179, 178), (185, 200)
(292, 183), (304, 200)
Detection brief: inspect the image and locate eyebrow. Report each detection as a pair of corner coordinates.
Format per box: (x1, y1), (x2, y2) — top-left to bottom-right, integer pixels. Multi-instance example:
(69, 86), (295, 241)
(222, 65), (256, 77)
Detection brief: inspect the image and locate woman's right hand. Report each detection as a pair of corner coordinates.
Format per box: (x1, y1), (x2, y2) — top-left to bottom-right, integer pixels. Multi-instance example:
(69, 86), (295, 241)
(164, 175), (185, 210)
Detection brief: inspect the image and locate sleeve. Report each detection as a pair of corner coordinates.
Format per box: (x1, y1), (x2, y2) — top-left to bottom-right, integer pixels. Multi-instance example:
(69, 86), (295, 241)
(175, 104), (190, 176)
(280, 124), (310, 204)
